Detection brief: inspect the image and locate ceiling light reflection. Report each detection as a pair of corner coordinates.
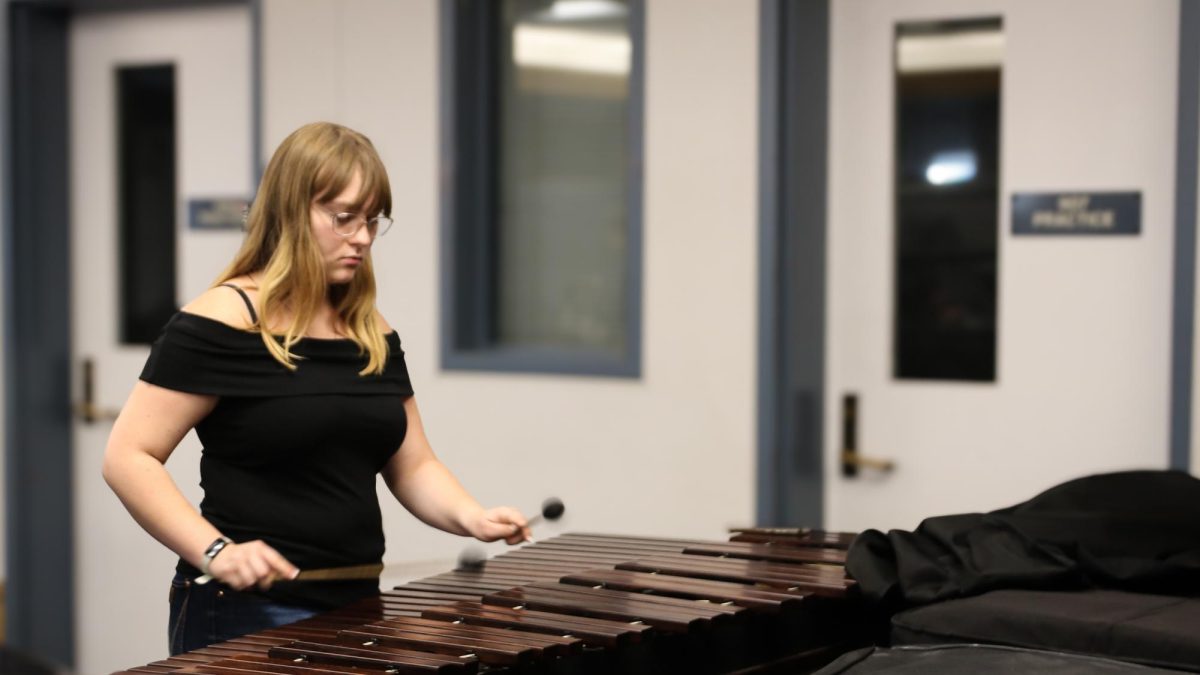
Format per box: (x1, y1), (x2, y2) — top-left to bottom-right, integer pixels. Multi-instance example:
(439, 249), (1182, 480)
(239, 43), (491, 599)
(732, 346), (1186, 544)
(925, 150), (977, 186)
(513, 24), (631, 75)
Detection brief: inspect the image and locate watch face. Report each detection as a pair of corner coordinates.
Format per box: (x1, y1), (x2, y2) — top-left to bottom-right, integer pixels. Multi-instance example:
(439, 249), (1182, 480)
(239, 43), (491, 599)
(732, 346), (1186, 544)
(205, 537), (230, 558)
(201, 537), (232, 576)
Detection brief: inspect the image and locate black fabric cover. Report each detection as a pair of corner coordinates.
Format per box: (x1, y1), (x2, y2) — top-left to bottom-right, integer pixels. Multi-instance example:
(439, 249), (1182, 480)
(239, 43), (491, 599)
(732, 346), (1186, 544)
(890, 589), (1200, 672)
(815, 644), (1188, 675)
(845, 470), (1200, 612)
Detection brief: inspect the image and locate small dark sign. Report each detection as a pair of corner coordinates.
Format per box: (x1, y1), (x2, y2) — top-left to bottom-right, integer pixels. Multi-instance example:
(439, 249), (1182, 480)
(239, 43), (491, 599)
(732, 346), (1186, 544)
(188, 197), (248, 231)
(1012, 191), (1140, 235)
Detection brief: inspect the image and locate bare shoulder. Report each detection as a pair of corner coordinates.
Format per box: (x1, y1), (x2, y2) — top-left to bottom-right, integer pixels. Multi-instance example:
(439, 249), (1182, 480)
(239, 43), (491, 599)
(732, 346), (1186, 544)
(182, 277), (259, 329)
(373, 309), (394, 334)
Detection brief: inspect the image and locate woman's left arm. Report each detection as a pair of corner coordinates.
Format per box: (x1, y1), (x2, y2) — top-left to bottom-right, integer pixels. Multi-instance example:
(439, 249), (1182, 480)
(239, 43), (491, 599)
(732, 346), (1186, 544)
(382, 396), (531, 545)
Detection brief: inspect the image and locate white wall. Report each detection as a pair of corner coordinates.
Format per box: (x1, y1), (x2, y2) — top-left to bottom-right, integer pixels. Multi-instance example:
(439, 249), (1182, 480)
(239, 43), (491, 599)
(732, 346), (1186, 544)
(262, 0), (762, 568)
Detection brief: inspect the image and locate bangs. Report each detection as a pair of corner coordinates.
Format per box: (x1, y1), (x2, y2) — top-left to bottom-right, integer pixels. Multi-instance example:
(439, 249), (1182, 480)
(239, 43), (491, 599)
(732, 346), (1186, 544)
(310, 136), (393, 216)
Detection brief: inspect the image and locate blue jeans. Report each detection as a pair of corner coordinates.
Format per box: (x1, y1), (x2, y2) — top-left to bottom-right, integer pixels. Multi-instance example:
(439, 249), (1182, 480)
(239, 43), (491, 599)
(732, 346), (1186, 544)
(168, 572), (319, 655)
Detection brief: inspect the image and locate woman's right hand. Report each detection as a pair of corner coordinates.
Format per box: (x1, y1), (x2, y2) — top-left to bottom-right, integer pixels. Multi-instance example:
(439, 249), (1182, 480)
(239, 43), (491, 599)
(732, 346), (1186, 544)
(207, 539), (299, 590)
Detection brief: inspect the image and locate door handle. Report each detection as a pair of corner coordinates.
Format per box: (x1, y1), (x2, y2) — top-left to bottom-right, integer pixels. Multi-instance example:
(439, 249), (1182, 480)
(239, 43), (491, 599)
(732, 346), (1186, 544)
(841, 393), (895, 476)
(840, 451), (896, 472)
(73, 357), (122, 424)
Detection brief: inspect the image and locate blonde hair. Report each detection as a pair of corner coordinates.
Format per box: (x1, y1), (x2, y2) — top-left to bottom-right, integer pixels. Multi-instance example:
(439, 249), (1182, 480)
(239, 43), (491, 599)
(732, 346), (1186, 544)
(217, 122), (393, 375)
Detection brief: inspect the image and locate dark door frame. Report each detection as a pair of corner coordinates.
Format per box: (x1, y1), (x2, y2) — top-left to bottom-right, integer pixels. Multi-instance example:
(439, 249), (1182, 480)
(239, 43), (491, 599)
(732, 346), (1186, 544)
(1171, 0), (1199, 472)
(757, 0), (829, 527)
(3, 0), (260, 667)
(757, 0), (1198, 528)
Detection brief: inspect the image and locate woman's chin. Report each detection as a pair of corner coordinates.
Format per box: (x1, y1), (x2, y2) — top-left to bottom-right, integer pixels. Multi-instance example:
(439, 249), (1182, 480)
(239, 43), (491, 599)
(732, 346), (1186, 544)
(326, 271), (358, 286)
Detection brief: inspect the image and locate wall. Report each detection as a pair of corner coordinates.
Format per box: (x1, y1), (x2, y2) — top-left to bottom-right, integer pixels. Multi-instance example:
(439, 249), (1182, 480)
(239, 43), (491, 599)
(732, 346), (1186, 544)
(261, 0), (762, 569)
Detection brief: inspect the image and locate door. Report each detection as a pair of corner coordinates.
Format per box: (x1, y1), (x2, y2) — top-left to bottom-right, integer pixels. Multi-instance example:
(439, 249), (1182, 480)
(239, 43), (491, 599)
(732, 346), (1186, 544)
(69, 6), (252, 672)
(825, 0), (1179, 532)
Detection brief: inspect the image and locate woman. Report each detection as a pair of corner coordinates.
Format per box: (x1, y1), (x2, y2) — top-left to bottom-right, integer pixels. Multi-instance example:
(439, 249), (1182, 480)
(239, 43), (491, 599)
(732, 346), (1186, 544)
(102, 122), (531, 654)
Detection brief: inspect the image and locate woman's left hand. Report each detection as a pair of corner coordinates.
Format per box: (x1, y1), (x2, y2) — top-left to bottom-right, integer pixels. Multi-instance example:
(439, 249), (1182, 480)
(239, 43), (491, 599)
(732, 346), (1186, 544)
(467, 506), (531, 545)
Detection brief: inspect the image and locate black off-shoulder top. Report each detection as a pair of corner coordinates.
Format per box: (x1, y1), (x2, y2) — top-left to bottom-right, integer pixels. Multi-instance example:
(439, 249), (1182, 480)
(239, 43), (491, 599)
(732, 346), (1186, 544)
(140, 311), (413, 609)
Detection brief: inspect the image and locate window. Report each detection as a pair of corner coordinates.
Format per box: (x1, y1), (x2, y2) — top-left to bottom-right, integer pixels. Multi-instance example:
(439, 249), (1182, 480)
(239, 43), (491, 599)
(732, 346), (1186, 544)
(118, 64), (177, 344)
(442, 0), (643, 376)
(894, 19), (1002, 381)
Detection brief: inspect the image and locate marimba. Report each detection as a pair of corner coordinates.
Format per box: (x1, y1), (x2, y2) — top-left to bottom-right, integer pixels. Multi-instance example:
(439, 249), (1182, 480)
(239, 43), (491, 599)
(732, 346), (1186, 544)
(117, 530), (865, 675)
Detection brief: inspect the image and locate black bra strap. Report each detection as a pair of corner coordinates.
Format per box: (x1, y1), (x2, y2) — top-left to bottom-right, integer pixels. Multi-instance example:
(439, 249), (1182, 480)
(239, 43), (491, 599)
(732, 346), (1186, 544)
(219, 283), (259, 325)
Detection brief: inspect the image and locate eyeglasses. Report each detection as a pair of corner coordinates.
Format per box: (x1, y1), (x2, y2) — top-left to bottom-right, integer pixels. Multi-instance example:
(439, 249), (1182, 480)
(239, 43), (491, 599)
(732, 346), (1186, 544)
(322, 208), (394, 238)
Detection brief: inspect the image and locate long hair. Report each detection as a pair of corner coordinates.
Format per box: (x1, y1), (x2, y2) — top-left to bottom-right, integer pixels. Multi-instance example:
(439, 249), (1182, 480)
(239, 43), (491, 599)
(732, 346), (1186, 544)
(216, 122), (393, 375)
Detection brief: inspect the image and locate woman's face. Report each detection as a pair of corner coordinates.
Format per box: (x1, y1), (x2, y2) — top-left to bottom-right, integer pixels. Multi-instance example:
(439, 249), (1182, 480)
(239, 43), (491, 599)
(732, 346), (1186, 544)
(310, 170), (376, 285)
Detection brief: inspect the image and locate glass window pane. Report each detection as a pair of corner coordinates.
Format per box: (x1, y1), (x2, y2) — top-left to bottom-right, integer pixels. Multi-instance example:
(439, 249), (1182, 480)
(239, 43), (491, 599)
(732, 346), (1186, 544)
(894, 20), (1002, 381)
(496, 0), (631, 355)
(118, 64), (177, 345)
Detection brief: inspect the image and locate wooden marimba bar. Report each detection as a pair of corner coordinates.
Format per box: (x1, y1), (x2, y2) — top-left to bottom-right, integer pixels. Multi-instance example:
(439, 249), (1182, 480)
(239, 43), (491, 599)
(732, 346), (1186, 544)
(117, 530), (864, 675)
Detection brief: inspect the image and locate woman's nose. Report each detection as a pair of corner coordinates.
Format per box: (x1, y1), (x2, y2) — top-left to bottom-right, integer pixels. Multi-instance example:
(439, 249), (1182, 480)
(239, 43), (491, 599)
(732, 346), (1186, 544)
(350, 221), (374, 245)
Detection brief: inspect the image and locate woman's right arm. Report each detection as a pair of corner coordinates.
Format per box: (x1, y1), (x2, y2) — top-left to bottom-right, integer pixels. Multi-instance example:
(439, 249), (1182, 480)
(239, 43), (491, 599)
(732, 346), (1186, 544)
(102, 379), (298, 589)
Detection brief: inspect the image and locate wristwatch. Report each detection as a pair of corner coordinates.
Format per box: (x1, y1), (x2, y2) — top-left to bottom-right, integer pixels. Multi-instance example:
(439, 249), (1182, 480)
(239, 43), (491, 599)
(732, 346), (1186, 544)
(200, 536), (234, 576)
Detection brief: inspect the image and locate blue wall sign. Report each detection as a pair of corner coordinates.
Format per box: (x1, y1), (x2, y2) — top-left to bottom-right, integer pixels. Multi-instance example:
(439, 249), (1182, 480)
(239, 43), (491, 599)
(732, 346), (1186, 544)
(1012, 191), (1140, 235)
(188, 197), (249, 231)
